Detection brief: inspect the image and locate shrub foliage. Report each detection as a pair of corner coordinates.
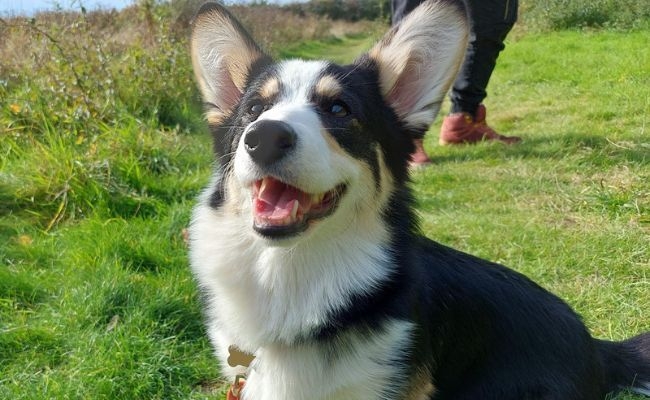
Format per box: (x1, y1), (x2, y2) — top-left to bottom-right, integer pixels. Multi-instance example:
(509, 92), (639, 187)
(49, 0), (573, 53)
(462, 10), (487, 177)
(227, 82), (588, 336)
(0, 1), (369, 229)
(521, 0), (650, 30)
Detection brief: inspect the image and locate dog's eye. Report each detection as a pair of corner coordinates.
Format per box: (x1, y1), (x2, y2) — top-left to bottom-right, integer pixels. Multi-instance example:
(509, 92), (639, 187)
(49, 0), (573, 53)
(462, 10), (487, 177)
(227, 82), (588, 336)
(328, 100), (350, 118)
(249, 100), (272, 119)
(249, 103), (264, 116)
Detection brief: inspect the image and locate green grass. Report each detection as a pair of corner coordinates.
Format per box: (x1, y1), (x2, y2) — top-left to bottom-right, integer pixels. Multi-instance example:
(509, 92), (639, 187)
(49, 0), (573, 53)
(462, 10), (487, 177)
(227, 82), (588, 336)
(280, 32), (380, 64)
(520, 0), (650, 31)
(1, 14), (649, 400)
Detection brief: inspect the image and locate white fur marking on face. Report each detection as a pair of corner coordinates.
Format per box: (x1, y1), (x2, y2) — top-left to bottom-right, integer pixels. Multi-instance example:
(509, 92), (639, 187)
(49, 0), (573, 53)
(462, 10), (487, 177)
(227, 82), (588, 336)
(276, 59), (329, 103)
(233, 59), (358, 196)
(233, 101), (355, 195)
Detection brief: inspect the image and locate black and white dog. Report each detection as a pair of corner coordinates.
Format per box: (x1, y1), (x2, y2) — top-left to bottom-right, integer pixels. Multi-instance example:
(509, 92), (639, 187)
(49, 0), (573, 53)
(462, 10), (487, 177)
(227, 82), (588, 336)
(188, 1), (650, 399)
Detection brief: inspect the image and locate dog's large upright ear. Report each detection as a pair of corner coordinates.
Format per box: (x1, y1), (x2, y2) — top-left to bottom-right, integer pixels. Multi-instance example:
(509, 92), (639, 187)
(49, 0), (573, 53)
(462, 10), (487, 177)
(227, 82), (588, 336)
(367, 0), (469, 132)
(191, 3), (270, 124)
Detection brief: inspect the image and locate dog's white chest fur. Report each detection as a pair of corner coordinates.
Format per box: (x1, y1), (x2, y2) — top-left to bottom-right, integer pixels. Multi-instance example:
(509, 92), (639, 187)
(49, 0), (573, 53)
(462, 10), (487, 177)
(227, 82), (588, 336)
(243, 321), (413, 400)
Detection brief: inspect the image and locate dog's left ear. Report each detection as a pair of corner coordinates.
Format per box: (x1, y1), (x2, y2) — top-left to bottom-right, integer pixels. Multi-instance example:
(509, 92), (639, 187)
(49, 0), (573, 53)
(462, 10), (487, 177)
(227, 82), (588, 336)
(366, 0), (469, 132)
(191, 3), (270, 124)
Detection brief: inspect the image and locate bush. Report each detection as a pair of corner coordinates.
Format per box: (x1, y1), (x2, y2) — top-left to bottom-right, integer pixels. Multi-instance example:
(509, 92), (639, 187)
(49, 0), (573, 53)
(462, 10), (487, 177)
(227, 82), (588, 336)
(521, 0), (650, 31)
(0, 5), (205, 228)
(286, 0), (391, 22)
(0, 2), (374, 229)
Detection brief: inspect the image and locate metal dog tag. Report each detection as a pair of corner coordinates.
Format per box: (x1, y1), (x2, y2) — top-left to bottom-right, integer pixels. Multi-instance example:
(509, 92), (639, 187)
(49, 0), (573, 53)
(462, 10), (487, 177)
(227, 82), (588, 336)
(227, 345), (255, 368)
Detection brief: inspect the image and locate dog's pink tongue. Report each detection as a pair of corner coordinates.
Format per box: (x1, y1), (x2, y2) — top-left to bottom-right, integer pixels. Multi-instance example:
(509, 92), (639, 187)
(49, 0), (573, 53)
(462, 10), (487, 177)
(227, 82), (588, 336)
(254, 177), (310, 225)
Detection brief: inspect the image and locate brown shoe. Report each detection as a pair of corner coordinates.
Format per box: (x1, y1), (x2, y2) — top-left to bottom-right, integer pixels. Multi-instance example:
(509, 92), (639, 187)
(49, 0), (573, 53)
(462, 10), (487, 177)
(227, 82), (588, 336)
(439, 104), (521, 145)
(409, 138), (432, 167)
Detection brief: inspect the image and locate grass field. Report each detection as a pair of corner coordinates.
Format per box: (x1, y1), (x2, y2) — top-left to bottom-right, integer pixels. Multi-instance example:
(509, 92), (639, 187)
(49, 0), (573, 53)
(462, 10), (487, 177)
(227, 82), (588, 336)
(1, 6), (649, 400)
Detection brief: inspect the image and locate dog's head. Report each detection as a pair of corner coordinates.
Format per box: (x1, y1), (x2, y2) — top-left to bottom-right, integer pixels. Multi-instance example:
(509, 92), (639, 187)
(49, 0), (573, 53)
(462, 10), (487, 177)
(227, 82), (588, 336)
(191, 1), (468, 242)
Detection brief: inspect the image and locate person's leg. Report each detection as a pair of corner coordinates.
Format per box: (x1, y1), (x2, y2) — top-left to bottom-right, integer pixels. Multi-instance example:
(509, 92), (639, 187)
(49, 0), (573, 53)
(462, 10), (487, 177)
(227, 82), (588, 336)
(450, 0), (518, 116)
(441, 0), (521, 145)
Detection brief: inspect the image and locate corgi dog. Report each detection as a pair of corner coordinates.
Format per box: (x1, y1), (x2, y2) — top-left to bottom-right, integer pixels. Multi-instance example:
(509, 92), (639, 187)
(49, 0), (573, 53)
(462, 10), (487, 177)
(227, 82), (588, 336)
(188, 1), (650, 399)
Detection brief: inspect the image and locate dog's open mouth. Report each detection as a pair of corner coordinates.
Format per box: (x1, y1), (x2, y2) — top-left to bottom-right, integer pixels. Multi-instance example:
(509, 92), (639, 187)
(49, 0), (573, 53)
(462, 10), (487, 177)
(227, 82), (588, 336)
(251, 176), (346, 238)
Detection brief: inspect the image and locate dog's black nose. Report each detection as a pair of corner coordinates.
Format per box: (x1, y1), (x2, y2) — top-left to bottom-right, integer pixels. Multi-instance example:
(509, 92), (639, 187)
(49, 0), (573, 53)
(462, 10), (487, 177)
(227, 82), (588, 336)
(244, 120), (297, 166)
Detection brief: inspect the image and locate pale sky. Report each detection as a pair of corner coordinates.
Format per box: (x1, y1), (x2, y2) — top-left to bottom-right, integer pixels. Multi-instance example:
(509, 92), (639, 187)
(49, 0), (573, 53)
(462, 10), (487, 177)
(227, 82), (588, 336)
(0, 0), (289, 15)
(0, 0), (135, 15)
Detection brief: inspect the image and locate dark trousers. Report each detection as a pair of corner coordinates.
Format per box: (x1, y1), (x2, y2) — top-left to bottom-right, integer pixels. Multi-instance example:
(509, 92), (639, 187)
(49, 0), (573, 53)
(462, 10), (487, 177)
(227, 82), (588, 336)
(391, 0), (518, 117)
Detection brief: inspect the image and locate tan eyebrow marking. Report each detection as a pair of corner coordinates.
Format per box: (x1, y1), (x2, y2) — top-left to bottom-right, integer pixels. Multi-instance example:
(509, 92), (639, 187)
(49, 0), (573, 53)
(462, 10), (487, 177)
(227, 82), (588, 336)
(315, 75), (343, 98)
(206, 109), (225, 125)
(259, 77), (280, 99)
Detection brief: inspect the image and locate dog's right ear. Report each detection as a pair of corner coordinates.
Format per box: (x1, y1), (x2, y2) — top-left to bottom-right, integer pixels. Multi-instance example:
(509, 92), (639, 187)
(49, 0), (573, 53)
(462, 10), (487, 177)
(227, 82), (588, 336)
(191, 3), (270, 125)
(366, 0), (469, 134)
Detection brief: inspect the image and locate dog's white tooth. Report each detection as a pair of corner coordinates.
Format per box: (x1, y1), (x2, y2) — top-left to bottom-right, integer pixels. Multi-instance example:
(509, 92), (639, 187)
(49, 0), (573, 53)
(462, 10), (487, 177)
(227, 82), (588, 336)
(291, 200), (299, 220)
